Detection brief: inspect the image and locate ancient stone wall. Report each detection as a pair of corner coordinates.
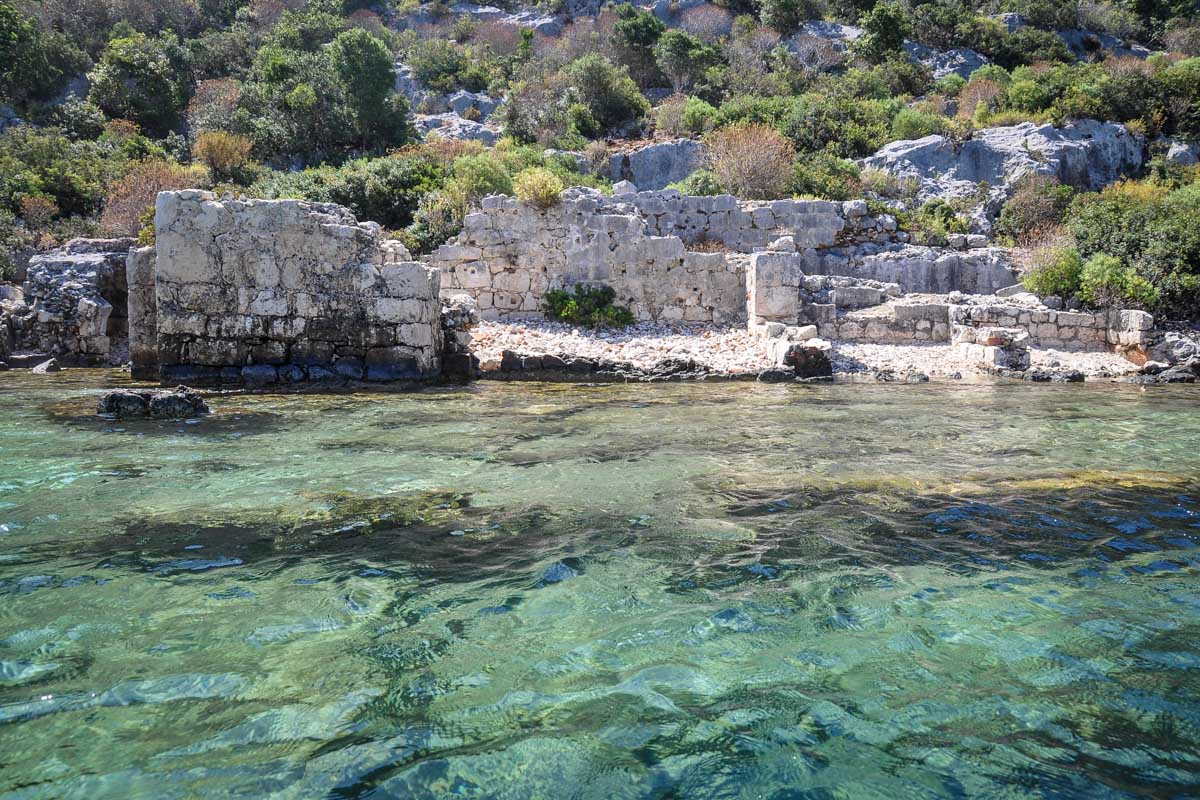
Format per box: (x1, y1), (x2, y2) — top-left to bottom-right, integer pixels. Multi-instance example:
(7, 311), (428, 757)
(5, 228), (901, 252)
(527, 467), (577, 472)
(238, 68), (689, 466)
(8, 239), (132, 364)
(150, 191), (443, 386)
(429, 192), (747, 324)
(432, 188), (1018, 325)
(126, 246), (157, 380)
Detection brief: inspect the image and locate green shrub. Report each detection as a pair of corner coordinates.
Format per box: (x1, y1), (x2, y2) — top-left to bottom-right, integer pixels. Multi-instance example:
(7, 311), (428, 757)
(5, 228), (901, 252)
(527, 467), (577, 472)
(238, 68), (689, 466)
(87, 32), (192, 136)
(791, 152), (861, 201)
(543, 284), (635, 328)
(402, 184), (467, 254)
(451, 154), (512, 199)
(996, 175), (1075, 243)
(910, 199), (967, 245)
(1079, 253), (1160, 308)
(513, 167), (563, 208)
(1022, 247), (1083, 297)
(681, 96), (718, 134)
(891, 107), (944, 140)
(1067, 179), (1200, 314)
(669, 169), (724, 195)
(250, 154), (445, 229)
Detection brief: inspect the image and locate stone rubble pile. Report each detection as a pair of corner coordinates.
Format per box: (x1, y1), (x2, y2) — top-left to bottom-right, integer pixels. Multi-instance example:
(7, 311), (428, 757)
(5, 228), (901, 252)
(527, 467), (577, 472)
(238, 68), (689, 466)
(0, 238), (132, 365)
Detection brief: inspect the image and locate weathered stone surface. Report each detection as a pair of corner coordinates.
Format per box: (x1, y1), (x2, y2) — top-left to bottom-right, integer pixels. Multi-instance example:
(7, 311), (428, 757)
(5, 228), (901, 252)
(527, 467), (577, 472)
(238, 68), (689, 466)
(609, 139), (703, 191)
(126, 246), (158, 380)
(860, 121), (1143, 224)
(12, 238), (133, 363)
(151, 192), (441, 385)
(413, 113), (500, 145)
(97, 386), (209, 418)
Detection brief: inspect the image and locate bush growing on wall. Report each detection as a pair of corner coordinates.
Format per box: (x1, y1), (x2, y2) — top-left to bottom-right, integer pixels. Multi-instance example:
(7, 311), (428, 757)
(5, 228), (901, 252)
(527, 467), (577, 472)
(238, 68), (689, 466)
(513, 167), (564, 209)
(1022, 247), (1083, 298)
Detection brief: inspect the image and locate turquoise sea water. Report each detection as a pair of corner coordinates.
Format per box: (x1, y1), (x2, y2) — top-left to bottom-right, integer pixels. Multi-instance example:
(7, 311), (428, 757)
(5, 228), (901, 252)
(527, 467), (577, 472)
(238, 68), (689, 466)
(1, 371), (1199, 798)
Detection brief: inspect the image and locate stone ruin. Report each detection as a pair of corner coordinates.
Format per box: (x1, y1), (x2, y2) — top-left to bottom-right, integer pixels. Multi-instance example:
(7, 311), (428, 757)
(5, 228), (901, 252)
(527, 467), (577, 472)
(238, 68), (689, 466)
(134, 191), (445, 386)
(0, 186), (1166, 383)
(0, 239), (132, 366)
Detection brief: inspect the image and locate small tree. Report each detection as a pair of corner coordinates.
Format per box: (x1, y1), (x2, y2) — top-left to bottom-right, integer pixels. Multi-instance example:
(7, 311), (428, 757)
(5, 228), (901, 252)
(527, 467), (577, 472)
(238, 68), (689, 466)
(654, 30), (719, 94)
(704, 122), (796, 199)
(760, 0), (805, 36)
(88, 31), (193, 136)
(852, 2), (908, 64)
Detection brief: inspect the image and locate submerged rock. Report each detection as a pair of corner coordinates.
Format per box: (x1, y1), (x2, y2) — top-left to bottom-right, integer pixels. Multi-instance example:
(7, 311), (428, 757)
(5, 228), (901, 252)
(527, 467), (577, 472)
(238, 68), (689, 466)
(32, 358), (61, 374)
(97, 386), (210, 419)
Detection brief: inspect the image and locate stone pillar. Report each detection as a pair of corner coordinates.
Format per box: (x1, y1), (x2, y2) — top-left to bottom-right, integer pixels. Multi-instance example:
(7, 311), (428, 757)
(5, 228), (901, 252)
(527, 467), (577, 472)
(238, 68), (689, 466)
(747, 251), (804, 326)
(126, 246), (158, 381)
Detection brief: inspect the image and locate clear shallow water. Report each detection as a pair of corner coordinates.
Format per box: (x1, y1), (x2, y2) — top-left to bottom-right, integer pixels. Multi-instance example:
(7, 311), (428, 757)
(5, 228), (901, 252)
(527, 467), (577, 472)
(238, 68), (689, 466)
(1, 372), (1199, 799)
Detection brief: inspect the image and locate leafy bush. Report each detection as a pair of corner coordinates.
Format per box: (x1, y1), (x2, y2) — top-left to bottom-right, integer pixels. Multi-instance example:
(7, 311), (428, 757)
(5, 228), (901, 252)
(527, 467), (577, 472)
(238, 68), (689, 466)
(1067, 179), (1200, 314)
(655, 95), (717, 136)
(1022, 247), (1083, 297)
(853, 2), (908, 64)
(891, 107), (945, 140)
(543, 284), (635, 328)
(513, 167), (563, 208)
(192, 131), (256, 184)
(909, 199), (968, 245)
(996, 175), (1075, 244)
(451, 154), (512, 199)
(705, 122), (795, 199)
(401, 184), (467, 254)
(251, 154), (446, 229)
(791, 152), (861, 200)
(88, 32), (192, 135)
(669, 169), (724, 195)
(1079, 253), (1160, 308)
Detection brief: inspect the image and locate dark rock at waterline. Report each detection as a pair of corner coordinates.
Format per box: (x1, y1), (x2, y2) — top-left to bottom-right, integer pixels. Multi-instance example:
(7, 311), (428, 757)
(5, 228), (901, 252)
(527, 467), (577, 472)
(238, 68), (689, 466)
(1126, 367), (1197, 385)
(1025, 368), (1086, 383)
(97, 386), (210, 419)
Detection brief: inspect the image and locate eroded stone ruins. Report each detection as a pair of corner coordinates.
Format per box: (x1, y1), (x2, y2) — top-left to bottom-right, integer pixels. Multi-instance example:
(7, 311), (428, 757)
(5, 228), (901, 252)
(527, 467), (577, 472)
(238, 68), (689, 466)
(0, 186), (1193, 386)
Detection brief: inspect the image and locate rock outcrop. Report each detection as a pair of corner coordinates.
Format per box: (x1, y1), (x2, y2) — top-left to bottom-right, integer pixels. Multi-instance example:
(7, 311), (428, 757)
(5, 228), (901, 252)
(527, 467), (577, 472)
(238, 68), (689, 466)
(860, 120), (1143, 230)
(97, 386), (209, 418)
(413, 114), (500, 145)
(609, 139), (704, 191)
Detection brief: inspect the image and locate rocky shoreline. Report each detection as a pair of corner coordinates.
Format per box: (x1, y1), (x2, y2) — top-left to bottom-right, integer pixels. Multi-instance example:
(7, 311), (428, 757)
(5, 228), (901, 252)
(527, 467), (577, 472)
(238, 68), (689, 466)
(470, 321), (1190, 384)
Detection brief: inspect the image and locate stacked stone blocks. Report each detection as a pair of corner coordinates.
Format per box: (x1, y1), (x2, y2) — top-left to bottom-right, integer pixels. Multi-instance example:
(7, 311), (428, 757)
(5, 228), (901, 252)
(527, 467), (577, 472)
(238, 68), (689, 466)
(151, 191), (442, 385)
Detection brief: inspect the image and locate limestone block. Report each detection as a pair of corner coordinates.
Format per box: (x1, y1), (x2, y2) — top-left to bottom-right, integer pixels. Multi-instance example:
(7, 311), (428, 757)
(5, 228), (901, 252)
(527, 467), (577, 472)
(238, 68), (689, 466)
(830, 286), (884, 309)
(373, 297), (426, 324)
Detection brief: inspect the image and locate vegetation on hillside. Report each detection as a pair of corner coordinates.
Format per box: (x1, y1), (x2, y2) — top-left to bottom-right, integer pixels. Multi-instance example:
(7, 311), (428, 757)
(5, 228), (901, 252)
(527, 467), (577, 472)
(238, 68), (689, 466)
(0, 0), (1198, 310)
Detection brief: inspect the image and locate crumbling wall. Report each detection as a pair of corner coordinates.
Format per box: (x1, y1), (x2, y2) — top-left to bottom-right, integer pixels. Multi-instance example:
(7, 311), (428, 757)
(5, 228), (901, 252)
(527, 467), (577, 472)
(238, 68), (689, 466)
(429, 192), (746, 324)
(9, 238), (132, 363)
(431, 189), (1018, 325)
(126, 246), (157, 380)
(151, 191), (442, 386)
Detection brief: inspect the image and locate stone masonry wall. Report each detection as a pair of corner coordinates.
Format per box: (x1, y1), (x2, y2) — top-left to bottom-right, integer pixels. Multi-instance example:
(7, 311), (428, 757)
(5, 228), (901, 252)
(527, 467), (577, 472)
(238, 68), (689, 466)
(151, 191), (442, 386)
(429, 191), (746, 324)
(126, 246), (157, 380)
(431, 188), (1018, 325)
